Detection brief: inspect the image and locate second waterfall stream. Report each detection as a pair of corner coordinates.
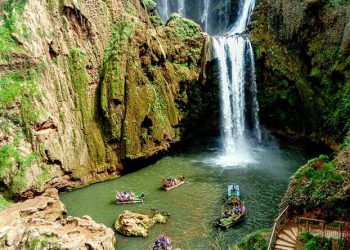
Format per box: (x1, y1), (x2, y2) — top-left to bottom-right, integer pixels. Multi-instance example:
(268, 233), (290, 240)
(157, 0), (261, 167)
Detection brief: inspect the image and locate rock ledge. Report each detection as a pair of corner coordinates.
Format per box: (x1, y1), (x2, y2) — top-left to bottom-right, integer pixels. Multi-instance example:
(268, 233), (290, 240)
(0, 189), (115, 249)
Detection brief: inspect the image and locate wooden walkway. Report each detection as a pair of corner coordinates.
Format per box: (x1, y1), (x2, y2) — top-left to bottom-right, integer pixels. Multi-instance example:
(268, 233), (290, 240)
(268, 207), (350, 249)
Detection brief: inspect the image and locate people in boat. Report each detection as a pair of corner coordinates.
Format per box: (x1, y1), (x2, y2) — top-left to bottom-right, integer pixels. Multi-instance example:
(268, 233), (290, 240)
(162, 176), (185, 188)
(116, 191), (136, 201)
(152, 235), (171, 250)
(141, 192), (145, 202)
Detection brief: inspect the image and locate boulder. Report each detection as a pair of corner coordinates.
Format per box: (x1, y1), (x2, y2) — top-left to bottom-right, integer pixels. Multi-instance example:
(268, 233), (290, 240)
(0, 188), (116, 249)
(114, 210), (167, 237)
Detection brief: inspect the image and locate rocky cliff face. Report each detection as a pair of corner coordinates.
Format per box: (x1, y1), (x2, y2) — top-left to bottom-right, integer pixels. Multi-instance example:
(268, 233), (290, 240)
(250, 0), (350, 148)
(0, 188), (115, 249)
(0, 0), (209, 198)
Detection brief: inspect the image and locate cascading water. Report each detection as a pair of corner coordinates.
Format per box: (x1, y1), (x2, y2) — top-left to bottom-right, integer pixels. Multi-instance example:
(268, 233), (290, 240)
(157, 0), (261, 166)
(200, 0), (210, 32)
(213, 0), (261, 166)
(178, 0), (185, 16)
(158, 0), (169, 21)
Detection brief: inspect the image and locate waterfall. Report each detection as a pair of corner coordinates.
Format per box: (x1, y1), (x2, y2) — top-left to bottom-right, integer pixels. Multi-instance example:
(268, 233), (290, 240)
(210, 0), (260, 166)
(201, 0), (210, 32)
(230, 0), (256, 34)
(178, 0), (185, 16)
(248, 41), (262, 143)
(156, 0), (261, 166)
(158, 0), (169, 21)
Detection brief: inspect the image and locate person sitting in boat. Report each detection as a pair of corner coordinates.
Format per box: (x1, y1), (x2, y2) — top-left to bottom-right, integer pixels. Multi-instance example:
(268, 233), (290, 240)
(152, 235), (171, 250)
(224, 210), (230, 218)
(234, 205), (240, 215)
(141, 192), (145, 202)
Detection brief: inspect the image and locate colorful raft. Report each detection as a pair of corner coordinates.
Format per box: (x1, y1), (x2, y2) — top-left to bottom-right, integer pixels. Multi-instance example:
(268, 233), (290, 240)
(217, 183), (247, 229)
(115, 191), (144, 205)
(161, 176), (185, 191)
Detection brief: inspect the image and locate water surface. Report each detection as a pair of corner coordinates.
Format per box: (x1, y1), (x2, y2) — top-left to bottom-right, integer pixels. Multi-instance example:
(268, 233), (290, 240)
(60, 142), (311, 249)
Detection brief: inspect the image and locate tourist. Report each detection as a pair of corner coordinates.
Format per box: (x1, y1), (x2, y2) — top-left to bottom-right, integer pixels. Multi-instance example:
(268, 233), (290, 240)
(224, 210), (229, 218)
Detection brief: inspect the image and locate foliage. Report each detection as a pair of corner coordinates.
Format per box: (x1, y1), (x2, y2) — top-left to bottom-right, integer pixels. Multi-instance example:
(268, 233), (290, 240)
(299, 231), (345, 250)
(230, 229), (270, 250)
(294, 157), (342, 203)
(327, 0), (348, 8)
(0, 0), (28, 61)
(0, 194), (12, 210)
(168, 14), (202, 41)
(288, 148), (349, 219)
(0, 143), (38, 194)
(251, 0), (350, 141)
(0, 68), (41, 132)
(144, 0), (157, 9)
(339, 135), (350, 150)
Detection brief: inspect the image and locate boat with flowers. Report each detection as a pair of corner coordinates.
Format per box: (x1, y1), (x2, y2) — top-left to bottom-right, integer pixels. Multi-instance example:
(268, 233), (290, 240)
(161, 176), (185, 191)
(150, 235), (172, 250)
(115, 191), (144, 204)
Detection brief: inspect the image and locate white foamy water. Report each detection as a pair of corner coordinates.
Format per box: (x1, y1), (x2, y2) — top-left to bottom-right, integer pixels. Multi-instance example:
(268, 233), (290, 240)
(178, 0), (185, 16)
(157, 0), (261, 167)
(212, 0), (259, 166)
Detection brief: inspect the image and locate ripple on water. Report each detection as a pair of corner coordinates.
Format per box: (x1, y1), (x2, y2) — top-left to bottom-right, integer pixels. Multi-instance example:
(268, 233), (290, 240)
(60, 144), (311, 249)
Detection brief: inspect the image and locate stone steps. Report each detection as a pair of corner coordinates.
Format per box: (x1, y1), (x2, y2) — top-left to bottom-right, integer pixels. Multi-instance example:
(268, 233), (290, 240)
(275, 226), (298, 250)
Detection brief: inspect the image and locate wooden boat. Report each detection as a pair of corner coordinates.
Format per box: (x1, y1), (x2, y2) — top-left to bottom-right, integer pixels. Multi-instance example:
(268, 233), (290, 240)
(217, 205), (247, 229)
(116, 197), (143, 205)
(115, 192), (144, 205)
(162, 180), (185, 191)
(217, 183), (246, 229)
(161, 176), (185, 191)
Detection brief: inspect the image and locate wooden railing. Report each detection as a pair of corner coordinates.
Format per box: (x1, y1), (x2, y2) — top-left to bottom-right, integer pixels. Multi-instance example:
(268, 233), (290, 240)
(268, 206), (290, 250)
(268, 209), (350, 249)
(298, 217), (350, 247)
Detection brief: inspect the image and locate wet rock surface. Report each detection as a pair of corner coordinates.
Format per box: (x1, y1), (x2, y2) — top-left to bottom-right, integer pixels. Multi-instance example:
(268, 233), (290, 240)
(114, 210), (167, 237)
(250, 0), (350, 148)
(0, 0), (210, 198)
(0, 189), (116, 249)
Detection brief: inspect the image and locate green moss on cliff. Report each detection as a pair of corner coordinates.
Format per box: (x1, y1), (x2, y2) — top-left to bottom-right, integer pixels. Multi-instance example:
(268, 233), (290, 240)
(0, 67), (41, 137)
(327, 0), (348, 8)
(231, 229), (270, 250)
(282, 144), (350, 220)
(101, 8), (206, 160)
(0, 143), (38, 195)
(250, 0), (350, 145)
(101, 17), (135, 141)
(68, 48), (107, 170)
(0, 194), (12, 210)
(69, 48), (90, 125)
(0, 0), (28, 62)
